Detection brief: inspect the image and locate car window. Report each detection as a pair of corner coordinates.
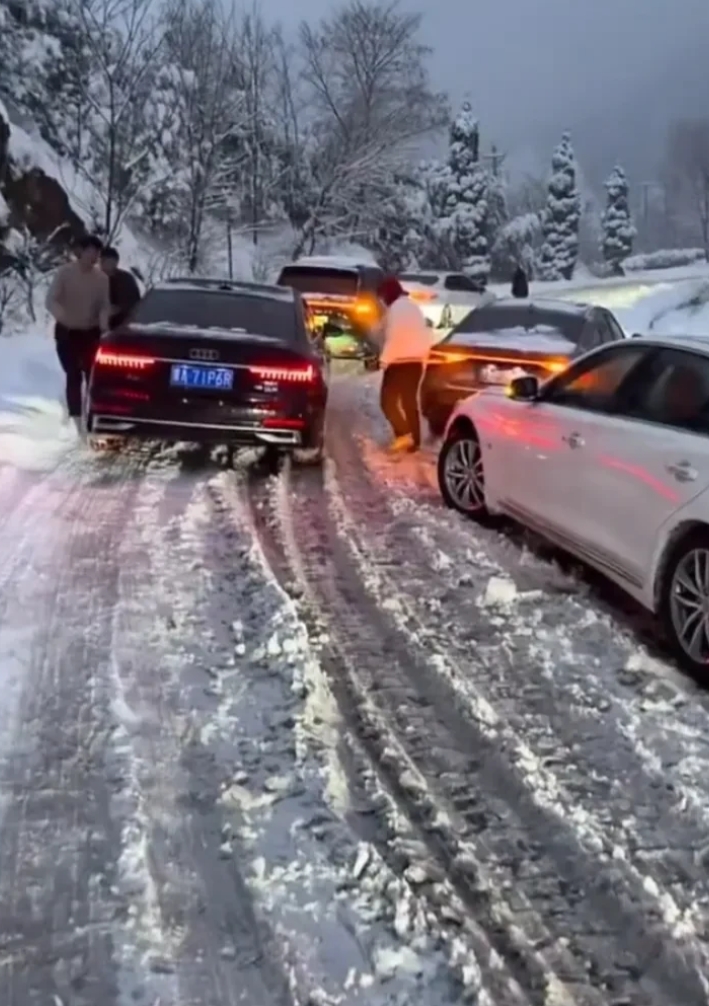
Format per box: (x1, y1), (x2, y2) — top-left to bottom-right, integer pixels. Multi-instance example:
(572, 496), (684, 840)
(541, 344), (650, 413)
(361, 266), (385, 290)
(620, 348), (709, 434)
(576, 319), (606, 354)
(132, 290), (298, 341)
(400, 273), (439, 286)
(603, 311), (626, 342)
(442, 305), (585, 345)
(277, 266), (359, 297)
(444, 274), (482, 292)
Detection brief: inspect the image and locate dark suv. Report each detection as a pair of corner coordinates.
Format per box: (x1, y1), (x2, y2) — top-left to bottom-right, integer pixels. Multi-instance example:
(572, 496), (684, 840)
(276, 257), (385, 365)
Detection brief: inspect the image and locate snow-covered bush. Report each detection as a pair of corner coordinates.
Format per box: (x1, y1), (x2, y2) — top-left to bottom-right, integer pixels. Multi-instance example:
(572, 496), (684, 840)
(623, 248), (705, 271)
(538, 132), (580, 281)
(601, 165), (635, 274)
(492, 212), (542, 279)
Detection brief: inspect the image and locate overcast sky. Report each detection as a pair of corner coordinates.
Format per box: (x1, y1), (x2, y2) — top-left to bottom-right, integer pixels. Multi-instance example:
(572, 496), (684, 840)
(257, 0), (709, 190)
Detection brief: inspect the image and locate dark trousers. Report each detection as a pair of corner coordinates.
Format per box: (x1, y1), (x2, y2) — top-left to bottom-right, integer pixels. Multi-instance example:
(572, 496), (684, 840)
(54, 324), (101, 417)
(380, 361), (423, 445)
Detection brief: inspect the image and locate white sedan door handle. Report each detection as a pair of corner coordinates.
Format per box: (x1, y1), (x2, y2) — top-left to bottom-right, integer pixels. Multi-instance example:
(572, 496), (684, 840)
(666, 460), (698, 482)
(563, 432), (584, 449)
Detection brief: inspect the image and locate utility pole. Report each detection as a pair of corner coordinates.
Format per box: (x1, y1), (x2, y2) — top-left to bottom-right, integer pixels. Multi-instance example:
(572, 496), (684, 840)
(482, 145), (506, 176)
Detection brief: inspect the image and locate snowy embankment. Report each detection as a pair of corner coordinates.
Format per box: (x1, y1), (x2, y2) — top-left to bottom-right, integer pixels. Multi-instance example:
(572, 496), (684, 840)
(0, 325), (70, 470)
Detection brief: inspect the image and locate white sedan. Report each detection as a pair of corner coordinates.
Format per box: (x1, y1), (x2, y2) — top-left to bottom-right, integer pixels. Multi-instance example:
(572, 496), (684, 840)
(399, 271), (495, 330)
(437, 335), (709, 675)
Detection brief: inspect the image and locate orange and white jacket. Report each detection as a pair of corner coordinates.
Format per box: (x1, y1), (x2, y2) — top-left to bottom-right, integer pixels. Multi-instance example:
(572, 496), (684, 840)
(379, 296), (436, 369)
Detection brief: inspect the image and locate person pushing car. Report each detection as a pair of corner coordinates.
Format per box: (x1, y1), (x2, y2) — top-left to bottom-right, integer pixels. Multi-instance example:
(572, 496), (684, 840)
(377, 275), (435, 452)
(45, 235), (111, 433)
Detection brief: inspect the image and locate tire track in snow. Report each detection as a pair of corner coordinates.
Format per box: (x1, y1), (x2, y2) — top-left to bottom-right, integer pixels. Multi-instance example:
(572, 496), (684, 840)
(106, 462), (296, 1006)
(241, 465), (547, 1006)
(244, 460), (617, 1006)
(245, 455), (709, 1006)
(0, 454), (148, 1006)
(232, 466), (532, 1006)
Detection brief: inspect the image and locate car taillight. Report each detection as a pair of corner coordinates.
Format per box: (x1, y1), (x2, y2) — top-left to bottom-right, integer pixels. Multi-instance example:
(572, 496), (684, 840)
(249, 364), (318, 383)
(545, 360), (568, 375)
(408, 289), (438, 303)
(95, 347), (155, 370)
(353, 297), (379, 321)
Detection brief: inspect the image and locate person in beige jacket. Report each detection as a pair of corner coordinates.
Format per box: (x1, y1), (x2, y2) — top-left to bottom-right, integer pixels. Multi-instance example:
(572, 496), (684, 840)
(45, 234), (111, 429)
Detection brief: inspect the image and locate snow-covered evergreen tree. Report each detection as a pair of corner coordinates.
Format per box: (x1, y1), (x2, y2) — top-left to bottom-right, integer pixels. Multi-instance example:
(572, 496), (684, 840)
(538, 132), (580, 281)
(487, 172), (510, 279)
(367, 174), (427, 272)
(430, 100), (490, 284)
(601, 165), (635, 273)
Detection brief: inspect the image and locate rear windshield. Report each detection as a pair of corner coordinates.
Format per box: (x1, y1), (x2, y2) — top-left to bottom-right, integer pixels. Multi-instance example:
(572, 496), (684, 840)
(278, 266), (359, 297)
(400, 273), (439, 286)
(132, 289), (296, 340)
(444, 305), (585, 345)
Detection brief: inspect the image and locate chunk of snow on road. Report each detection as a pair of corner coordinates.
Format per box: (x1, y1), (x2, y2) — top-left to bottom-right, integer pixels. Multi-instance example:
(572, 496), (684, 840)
(479, 575), (518, 607)
(372, 945), (425, 980)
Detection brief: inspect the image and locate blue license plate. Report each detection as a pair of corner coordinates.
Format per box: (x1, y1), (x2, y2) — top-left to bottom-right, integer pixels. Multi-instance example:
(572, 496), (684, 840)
(170, 364), (234, 390)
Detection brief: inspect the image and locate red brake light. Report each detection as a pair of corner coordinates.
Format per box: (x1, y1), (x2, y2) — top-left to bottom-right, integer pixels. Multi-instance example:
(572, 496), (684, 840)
(249, 364), (317, 383)
(95, 348), (155, 370)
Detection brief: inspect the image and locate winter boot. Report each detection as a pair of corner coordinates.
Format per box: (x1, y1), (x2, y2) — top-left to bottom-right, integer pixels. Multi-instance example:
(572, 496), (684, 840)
(389, 433), (414, 453)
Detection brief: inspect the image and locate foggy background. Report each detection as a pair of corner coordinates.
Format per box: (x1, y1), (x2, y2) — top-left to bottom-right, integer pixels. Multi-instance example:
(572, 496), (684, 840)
(256, 0), (709, 192)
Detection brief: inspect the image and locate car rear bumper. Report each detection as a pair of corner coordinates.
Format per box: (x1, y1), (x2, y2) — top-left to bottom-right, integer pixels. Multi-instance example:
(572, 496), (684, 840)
(88, 413), (312, 448)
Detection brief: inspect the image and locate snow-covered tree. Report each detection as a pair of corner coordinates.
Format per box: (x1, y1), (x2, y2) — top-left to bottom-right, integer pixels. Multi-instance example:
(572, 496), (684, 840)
(366, 173), (428, 271)
(486, 173), (510, 279)
(492, 213), (542, 280)
(538, 132), (580, 281)
(285, 0), (447, 256)
(430, 101), (489, 284)
(601, 165), (635, 273)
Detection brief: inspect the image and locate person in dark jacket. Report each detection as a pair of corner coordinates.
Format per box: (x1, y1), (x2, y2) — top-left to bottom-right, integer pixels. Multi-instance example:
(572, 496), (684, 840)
(100, 246), (142, 328)
(511, 264), (529, 298)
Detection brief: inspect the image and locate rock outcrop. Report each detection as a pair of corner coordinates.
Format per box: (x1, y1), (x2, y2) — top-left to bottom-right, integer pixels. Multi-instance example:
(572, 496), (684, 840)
(0, 104), (86, 271)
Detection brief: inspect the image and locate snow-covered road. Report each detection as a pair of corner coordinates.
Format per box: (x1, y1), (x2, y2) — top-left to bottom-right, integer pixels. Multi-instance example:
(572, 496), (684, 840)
(1, 372), (709, 1005)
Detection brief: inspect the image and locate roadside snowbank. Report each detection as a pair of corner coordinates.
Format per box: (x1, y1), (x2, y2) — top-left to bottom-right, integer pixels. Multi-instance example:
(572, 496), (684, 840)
(614, 279), (709, 335)
(0, 326), (70, 470)
(647, 283), (709, 337)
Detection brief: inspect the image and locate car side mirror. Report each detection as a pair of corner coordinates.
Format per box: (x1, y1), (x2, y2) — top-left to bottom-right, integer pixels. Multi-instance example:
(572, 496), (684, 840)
(507, 375), (539, 401)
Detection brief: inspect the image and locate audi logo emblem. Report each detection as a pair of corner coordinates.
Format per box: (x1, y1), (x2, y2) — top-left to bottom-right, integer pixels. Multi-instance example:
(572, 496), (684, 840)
(189, 348), (219, 362)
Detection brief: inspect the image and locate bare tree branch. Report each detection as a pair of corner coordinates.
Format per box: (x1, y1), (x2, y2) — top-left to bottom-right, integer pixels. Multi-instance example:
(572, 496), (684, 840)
(160, 0), (254, 270)
(284, 0), (447, 253)
(70, 0), (165, 239)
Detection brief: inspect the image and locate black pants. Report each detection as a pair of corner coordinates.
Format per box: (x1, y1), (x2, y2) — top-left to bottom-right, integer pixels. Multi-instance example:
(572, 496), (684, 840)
(380, 362), (423, 445)
(55, 324), (101, 417)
